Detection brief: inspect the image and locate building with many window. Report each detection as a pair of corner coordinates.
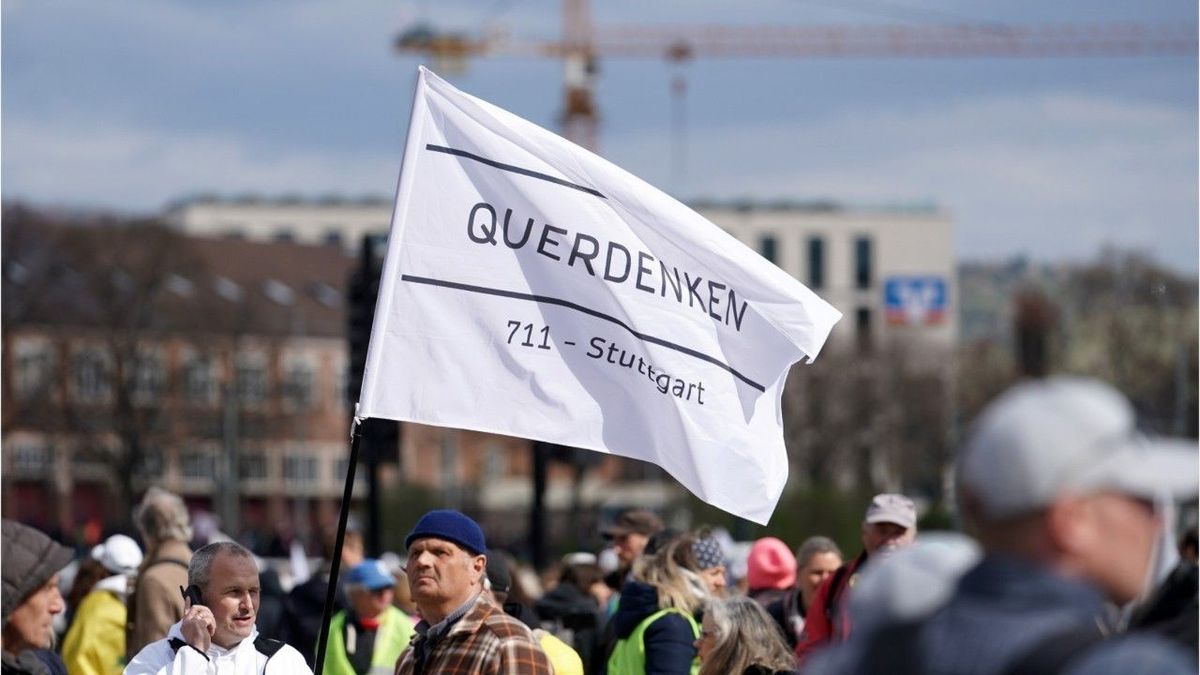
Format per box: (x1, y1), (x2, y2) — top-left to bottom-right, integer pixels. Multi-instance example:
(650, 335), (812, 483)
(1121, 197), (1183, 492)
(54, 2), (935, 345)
(163, 196), (958, 513)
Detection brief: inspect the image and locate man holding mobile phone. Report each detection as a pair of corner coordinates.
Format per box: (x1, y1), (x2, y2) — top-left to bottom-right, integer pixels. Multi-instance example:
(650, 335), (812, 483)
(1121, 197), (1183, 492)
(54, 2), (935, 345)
(124, 542), (311, 675)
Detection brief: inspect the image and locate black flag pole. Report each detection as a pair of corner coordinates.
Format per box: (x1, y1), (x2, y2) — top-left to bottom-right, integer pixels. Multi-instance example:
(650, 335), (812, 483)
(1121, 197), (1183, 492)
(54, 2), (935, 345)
(313, 416), (364, 673)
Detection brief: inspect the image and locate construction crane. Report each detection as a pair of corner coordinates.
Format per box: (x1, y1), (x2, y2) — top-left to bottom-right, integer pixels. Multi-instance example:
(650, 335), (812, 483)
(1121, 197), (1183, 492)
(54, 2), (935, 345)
(394, 1), (1196, 153)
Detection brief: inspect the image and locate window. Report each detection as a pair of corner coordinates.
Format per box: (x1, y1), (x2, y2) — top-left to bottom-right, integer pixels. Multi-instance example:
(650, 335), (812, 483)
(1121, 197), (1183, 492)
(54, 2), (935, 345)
(484, 444), (507, 479)
(181, 354), (216, 405)
(131, 353), (166, 404)
(134, 447), (164, 481)
(281, 363), (314, 410)
(854, 236), (873, 289)
(235, 355), (267, 404)
(856, 307), (873, 353)
(334, 363), (349, 407)
(73, 350), (111, 403)
(807, 237), (825, 289)
(334, 458), (351, 481)
(283, 456), (318, 484)
(241, 451), (268, 481)
(323, 230), (344, 248)
(14, 343), (54, 400)
(9, 443), (50, 475)
(180, 449), (216, 479)
(759, 235), (778, 264)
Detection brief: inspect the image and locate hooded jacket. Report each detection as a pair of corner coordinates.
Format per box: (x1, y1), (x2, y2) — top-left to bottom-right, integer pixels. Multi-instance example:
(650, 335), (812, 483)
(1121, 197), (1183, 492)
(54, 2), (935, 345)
(123, 620), (311, 675)
(608, 581), (698, 675)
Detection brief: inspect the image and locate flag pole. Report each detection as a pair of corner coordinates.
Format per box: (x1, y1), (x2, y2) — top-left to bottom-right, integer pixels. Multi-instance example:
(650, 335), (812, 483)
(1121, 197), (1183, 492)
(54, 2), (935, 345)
(313, 416), (364, 673)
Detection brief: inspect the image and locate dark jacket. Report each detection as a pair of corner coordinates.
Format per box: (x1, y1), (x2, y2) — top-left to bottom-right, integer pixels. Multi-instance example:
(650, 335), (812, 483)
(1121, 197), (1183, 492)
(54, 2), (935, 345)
(282, 570), (347, 667)
(611, 581), (697, 675)
(1129, 560), (1198, 657)
(1, 650), (66, 675)
(536, 582), (605, 674)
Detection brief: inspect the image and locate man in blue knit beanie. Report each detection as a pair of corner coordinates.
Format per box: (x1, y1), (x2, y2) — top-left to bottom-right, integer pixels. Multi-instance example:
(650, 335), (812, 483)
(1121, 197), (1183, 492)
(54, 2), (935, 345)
(395, 510), (550, 675)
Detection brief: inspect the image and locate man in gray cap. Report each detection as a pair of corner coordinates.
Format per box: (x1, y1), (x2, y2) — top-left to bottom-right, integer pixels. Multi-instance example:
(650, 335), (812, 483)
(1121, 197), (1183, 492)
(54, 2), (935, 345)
(807, 376), (1198, 674)
(795, 493), (917, 664)
(2, 519), (73, 675)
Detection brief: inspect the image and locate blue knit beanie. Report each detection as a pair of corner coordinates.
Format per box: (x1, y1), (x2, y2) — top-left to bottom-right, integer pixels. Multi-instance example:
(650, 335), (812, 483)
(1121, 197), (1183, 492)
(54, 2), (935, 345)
(404, 509), (487, 555)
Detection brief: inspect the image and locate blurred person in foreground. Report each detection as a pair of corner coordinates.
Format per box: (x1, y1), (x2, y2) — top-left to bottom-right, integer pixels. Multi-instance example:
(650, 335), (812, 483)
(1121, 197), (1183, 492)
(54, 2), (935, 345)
(807, 376), (1198, 674)
(62, 535), (143, 675)
(395, 510), (550, 675)
(126, 488), (194, 659)
(695, 596), (795, 675)
(766, 537), (842, 649)
(794, 494), (916, 663)
(124, 541), (309, 675)
(2, 520), (73, 675)
(323, 559), (415, 675)
(745, 538), (796, 609)
(607, 532), (722, 675)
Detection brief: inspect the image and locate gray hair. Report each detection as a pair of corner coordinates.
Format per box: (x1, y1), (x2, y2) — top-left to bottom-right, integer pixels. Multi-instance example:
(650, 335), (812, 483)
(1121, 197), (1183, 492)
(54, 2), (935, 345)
(188, 541), (255, 595)
(795, 536), (842, 570)
(134, 487), (193, 544)
(698, 596), (796, 675)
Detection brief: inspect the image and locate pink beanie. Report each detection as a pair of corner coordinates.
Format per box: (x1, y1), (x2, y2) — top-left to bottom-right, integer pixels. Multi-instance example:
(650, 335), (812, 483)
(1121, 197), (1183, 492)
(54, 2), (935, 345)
(746, 537), (796, 590)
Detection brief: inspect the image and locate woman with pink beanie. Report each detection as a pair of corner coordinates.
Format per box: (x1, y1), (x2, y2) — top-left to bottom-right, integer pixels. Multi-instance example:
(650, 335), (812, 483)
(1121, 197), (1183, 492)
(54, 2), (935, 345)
(745, 537), (796, 609)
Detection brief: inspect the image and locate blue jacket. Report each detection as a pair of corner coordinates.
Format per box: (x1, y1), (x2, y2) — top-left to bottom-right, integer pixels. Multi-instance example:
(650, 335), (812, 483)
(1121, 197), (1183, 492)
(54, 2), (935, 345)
(610, 581), (697, 675)
(806, 555), (1193, 675)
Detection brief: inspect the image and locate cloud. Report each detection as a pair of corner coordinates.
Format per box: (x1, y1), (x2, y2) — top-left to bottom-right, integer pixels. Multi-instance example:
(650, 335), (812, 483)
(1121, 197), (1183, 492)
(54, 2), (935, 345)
(603, 90), (1198, 271)
(2, 117), (402, 209)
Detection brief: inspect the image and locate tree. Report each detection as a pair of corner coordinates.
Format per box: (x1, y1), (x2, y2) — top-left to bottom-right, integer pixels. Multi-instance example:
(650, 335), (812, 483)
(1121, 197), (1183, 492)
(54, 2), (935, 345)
(2, 205), (215, 527)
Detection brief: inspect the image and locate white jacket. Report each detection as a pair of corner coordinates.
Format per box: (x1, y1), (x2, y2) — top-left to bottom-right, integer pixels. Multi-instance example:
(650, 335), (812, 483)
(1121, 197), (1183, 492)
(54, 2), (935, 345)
(123, 620), (310, 675)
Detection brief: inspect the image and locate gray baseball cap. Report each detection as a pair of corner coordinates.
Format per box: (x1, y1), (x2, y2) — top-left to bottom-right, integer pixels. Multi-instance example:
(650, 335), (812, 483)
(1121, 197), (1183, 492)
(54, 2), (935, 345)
(864, 494), (917, 530)
(958, 376), (1199, 520)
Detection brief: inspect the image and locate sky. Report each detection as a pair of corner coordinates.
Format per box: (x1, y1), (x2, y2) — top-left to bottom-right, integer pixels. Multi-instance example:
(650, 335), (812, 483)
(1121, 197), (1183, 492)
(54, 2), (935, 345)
(3, 0), (1197, 273)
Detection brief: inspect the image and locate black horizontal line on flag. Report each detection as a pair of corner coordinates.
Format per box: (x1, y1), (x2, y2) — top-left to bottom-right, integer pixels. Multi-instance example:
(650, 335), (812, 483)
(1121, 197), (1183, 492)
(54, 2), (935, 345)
(425, 144), (607, 199)
(401, 274), (766, 393)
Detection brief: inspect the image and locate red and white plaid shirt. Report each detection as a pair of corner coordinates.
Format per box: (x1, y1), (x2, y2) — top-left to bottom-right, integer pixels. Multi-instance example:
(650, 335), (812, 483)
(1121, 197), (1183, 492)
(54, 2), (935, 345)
(395, 593), (551, 675)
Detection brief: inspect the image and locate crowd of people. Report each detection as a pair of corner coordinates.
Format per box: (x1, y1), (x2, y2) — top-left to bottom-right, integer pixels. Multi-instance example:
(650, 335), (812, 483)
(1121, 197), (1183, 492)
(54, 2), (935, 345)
(1, 376), (1197, 675)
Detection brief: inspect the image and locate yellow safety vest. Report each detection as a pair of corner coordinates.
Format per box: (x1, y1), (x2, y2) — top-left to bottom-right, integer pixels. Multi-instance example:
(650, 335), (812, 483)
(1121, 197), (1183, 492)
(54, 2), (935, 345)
(606, 608), (700, 675)
(324, 606), (415, 675)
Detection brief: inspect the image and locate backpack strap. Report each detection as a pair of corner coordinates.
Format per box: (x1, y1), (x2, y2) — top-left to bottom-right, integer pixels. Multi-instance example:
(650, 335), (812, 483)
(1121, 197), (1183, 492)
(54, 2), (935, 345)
(254, 637), (285, 658)
(999, 622), (1106, 675)
(167, 638), (210, 661)
(167, 636), (286, 667)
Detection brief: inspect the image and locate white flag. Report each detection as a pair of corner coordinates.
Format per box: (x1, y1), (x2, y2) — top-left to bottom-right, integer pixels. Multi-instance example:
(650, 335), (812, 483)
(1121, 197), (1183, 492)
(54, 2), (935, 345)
(359, 67), (841, 524)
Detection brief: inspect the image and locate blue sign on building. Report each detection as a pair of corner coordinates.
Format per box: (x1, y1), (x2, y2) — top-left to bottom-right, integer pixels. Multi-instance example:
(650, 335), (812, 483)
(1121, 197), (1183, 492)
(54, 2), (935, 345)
(884, 276), (947, 325)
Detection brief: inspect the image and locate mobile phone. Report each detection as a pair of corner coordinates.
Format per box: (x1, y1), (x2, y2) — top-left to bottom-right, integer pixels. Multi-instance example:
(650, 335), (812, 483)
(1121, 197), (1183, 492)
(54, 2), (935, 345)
(180, 584), (205, 608)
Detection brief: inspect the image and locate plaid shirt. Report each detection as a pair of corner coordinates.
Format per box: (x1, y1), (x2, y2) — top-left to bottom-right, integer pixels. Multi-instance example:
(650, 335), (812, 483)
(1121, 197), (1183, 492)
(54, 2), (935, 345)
(395, 593), (551, 675)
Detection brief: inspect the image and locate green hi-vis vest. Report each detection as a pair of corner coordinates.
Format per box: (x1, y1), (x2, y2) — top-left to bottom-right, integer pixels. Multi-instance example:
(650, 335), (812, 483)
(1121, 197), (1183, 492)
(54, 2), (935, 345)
(324, 606), (415, 675)
(607, 608), (700, 675)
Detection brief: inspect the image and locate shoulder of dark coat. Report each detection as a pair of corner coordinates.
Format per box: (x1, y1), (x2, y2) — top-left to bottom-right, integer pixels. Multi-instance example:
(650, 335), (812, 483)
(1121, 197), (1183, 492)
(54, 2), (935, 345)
(642, 610), (696, 640)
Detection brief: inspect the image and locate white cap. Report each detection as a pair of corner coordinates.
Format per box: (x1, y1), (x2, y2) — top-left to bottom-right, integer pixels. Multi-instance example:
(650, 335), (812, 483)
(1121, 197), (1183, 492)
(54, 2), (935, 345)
(94, 534), (143, 576)
(958, 376), (1199, 520)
